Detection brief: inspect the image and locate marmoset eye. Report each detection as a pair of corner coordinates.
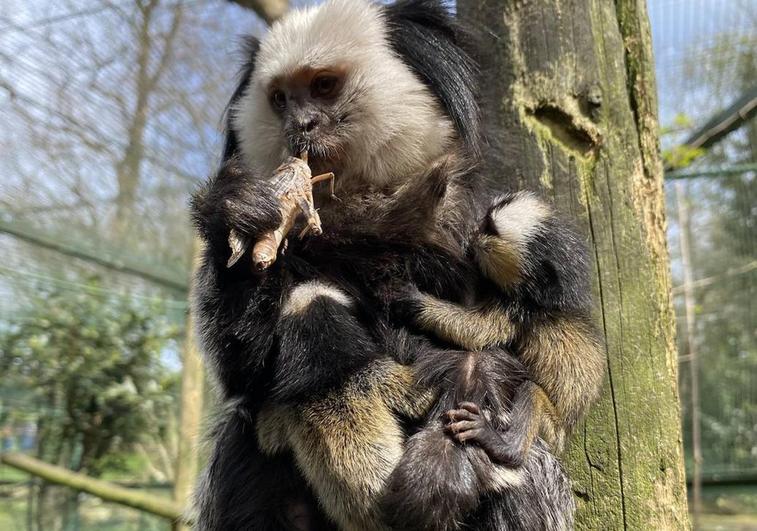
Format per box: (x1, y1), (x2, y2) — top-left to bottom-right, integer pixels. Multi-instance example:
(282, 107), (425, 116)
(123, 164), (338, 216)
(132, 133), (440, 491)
(270, 89), (287, 111)
(311, 75), (339, 98)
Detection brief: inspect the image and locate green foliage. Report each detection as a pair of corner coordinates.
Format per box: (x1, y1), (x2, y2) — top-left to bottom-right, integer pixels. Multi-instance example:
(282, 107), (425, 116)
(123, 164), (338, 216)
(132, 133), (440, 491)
(660, 113), (705, 170)
(660, 113), (696, 136)
(0, 277), (180, 476)
(662, 144), (706, 170)
(676, 174), (757, 476)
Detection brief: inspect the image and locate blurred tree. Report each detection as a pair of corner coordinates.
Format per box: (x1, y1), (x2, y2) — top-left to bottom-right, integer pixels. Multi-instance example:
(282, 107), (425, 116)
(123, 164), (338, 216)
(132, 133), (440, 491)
(229, 0), (288, 24)
(112, 0), (184, 240)
(0, 0), (262, 269)
(0, 5), (262, 527)
(662, 114), (706, 170)
(667, 21), (757, 479)
(0, 278), (179, 530)
(0, 2), (262, 528)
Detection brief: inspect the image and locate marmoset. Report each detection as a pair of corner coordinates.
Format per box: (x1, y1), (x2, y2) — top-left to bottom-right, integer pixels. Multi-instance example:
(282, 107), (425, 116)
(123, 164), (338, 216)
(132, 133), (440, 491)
(191, 0), (604, 529)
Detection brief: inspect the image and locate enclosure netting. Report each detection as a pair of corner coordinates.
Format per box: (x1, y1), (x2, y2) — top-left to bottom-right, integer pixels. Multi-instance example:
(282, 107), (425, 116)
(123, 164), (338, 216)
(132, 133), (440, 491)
(0, 0), (754, 529)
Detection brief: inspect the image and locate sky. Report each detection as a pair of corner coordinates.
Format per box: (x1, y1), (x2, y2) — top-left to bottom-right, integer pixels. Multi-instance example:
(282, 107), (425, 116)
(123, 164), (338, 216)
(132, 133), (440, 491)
(648, 0), (756, 126)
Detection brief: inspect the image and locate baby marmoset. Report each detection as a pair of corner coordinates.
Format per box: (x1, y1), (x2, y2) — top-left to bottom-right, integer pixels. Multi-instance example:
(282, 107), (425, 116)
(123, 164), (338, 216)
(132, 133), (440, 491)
(247, 154), (580, 531)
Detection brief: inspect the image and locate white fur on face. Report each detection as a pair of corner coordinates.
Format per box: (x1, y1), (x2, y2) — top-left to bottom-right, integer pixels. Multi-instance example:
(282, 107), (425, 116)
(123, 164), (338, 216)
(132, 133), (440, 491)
(233, 0), (455, 187)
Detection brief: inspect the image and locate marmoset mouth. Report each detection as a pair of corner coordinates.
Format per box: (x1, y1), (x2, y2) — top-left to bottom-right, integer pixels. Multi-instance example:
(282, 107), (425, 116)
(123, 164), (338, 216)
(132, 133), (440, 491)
(295, 141), (340, 177)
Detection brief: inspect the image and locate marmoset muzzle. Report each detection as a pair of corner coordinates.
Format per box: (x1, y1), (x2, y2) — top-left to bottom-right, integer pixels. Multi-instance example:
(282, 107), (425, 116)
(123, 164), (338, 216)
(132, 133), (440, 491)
(285, 104), (331, 156)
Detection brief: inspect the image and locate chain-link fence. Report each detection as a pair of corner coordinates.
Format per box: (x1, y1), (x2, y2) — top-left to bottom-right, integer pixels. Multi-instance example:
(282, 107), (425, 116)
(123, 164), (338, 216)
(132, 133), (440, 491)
(1, 1), (266, 528)
(0, 0), (755, 529)
(651, 0), (757, 525)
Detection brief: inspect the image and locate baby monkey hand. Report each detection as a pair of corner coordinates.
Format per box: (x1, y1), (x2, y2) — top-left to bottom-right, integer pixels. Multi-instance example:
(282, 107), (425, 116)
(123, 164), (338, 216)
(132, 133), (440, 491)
(444, 402), (525, 468)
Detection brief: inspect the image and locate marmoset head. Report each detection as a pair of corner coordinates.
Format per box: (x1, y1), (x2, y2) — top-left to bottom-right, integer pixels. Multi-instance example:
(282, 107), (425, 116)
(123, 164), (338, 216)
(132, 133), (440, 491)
(227, 0), (480, 189)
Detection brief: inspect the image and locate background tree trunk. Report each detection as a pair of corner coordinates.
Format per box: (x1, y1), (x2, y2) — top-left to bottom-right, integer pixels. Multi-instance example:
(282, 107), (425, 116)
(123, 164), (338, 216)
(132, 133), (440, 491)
(173, 240), (206, 531)
(459, 1), (690, 528)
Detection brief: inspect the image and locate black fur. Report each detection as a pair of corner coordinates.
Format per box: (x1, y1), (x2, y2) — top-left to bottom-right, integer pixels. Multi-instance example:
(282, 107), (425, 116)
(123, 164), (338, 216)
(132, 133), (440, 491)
(273, 295), (380, 402)
(190, 156), (280, 254)
(221, 36), (260, 161)
(384, 0), (481, 157)
(191, 166), (577, 529)
(380, 348), (545, 531)
(194, 404), (335, 531)
(486, 193), (592, 315)
(469, 444), (575, 531)
(385, 437), (574, 531)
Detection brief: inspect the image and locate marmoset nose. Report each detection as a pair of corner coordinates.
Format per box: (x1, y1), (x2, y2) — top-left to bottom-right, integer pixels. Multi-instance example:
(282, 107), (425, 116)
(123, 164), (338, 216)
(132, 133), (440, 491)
(286, 108), (324, 153)
(298, 115), (320, 135)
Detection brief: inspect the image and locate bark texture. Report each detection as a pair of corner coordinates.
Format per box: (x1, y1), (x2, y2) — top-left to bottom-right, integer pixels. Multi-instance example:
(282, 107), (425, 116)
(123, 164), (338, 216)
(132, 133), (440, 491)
(459, 1), (689, 528)
(173, 239), (206, 531)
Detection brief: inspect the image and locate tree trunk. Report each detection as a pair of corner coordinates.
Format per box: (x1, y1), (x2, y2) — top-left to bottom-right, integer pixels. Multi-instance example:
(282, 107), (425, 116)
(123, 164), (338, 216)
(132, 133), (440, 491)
(113, 0), (183, 239)
(459, 1), (689, 528)
(230, 0), (289, 24)
(173, 239), (206, 531)
(674, 181), (701, 528)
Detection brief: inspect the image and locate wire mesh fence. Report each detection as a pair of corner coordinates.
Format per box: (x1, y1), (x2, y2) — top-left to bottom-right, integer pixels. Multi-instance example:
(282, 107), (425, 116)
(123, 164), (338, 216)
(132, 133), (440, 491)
(0, 0), (754, 528)
(667, 170), (756, 478)
(651, 0), (757, 523)
(0, 1), (266, 528)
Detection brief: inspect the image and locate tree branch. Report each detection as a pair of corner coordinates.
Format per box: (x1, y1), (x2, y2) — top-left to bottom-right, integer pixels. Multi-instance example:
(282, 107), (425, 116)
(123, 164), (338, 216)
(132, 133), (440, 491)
(147, 3), (183, 91)
(228, 0), (288, 25)
(0, 452), (188, 523)
(664, 87), (757, 171)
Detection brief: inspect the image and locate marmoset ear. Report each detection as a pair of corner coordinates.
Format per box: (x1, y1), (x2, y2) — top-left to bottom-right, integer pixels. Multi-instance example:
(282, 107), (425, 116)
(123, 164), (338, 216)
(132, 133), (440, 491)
(383, 0), (481, 155)
(222, 35), (261, 162)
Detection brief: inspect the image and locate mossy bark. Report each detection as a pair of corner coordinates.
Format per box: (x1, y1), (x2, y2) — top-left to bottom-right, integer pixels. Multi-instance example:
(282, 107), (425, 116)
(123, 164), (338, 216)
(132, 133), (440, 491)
(459, 1), (689, 528)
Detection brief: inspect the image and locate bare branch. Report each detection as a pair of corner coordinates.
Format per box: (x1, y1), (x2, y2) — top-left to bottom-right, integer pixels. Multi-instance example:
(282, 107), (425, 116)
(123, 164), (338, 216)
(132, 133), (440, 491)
(0, 453), (188, 523)
(228, 0), (288, 25)
(147, 3), (184, 90)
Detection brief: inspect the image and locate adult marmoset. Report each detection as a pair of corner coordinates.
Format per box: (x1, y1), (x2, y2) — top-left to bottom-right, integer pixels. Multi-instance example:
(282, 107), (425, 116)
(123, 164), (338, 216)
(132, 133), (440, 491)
(190, 0), (604, 529)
